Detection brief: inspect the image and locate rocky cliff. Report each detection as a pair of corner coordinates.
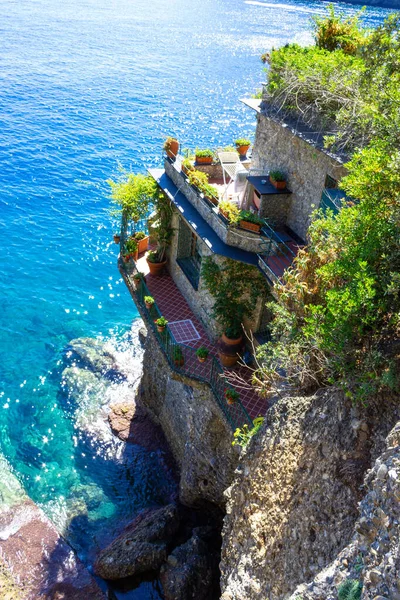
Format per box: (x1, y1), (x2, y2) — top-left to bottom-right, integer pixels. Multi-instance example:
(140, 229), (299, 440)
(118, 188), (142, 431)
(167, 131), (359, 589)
(220, 389), (400, 600)
(138, 325), (239, 508)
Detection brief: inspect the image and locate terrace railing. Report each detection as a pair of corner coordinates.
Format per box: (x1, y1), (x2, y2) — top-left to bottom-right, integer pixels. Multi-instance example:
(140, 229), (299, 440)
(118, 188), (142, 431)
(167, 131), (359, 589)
(258, 220), (300, 284)
(120, 260), (253, 432)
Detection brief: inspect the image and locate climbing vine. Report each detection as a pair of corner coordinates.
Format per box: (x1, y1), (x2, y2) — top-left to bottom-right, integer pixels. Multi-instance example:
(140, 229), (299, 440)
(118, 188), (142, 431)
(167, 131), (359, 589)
(201, 257), (269, 337)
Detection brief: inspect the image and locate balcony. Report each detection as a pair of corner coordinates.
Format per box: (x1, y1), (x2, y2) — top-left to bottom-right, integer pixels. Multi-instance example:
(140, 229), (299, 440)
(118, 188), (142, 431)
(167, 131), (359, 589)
(258, 220), (304, 284)
(119, 255), (268, 431)
(163, 158), (266, 255)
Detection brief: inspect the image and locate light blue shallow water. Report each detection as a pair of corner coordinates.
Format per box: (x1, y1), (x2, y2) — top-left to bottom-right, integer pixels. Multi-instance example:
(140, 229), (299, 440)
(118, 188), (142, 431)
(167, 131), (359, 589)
(0, 0), (393, 592)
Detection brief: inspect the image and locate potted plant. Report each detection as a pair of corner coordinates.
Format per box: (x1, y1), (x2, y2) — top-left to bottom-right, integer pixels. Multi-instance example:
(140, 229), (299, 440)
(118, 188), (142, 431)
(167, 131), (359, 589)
(147, 250), (166, 276)
(218, 200), (240, 225)
(173, 346), (184, 367)
(108, 172), (157, 233)
(182, 158), (194, 175)
(124, 238), (139, 261)
(133, 230), (149, 254)
(235, 138), (251, 159)
(145, 190), (173, 276)
(269, 170), (287, 190)
(155, 316), (168, 333)
(144, 295), (155, 310)
(222, 323), (243, 346)
(113, 233), (121, 244)
(196, 346), (209, 363)
(133, 272), (145, 288)
(188, 169), (209, 191)
(239, 210), (264, 233)
(202, 183), (219, 206)
(164, 137), (179, 160)
(225, 388), (239, 405)
(195, 148), (214, 165)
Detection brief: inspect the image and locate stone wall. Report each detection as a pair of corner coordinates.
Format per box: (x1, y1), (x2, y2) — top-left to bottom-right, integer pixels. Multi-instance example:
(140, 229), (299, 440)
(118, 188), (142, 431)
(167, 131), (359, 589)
(219, 389), (400, 600)
(251, 115), (348, 240)
(138, 325), (239, 508)
(167, 211), (220, 338)
(165, 160), (265, 254)
(167, 206), (268, 340)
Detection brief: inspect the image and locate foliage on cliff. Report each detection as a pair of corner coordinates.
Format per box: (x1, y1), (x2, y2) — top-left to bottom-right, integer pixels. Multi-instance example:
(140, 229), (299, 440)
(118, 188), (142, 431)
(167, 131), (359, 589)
(256, 11), (400, 402)
(201, 257), (269, 337)
(264, 8), (400, 154)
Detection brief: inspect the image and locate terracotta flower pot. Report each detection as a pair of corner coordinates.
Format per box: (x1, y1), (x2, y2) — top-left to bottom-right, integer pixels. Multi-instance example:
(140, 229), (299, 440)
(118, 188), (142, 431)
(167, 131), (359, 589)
(136, 236), (149, 254)
(113, 234), (121, 244)
(239, 220), (261, 233)
(198, 357), (207, 363)
(145, 301), (154, 310)
(269, 176), (286, 190)
(221, 333), (243, 346)
(146, 259), (167, 276)
(166, 139), (179, 160)
(174, 358), (184, 367)
(226, 397), (237, 405)
(157, 325), (166, 333)
(195, 156), (213, 165)
(205, 194), (219, 207)
(218, 351), (239, 368)
(237, 144), (250, 158)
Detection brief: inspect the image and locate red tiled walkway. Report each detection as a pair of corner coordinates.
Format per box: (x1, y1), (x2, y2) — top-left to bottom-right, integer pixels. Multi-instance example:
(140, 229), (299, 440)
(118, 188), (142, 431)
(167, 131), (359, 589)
(137, 267), (268, 420)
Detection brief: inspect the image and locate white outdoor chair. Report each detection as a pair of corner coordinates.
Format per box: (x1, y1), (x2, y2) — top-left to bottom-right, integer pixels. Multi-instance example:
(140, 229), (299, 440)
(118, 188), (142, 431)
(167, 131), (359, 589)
(218, 152), (249, 202)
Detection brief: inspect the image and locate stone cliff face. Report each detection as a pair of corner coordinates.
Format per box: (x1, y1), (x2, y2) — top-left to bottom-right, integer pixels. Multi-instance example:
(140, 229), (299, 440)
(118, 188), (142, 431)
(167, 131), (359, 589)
(138, 326), (239, 508)
(219, 389), (400, 600)
(290, 420), (400, 600)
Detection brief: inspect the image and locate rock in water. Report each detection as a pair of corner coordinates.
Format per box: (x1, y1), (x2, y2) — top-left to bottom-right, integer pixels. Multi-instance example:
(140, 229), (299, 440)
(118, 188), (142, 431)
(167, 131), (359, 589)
(94, 504), (180, 580)
(160, 527), (219, 600)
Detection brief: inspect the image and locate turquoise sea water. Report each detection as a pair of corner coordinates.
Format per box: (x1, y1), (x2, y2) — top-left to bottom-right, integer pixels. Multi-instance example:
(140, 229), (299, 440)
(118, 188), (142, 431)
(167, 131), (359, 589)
(0, 0), (393, 594)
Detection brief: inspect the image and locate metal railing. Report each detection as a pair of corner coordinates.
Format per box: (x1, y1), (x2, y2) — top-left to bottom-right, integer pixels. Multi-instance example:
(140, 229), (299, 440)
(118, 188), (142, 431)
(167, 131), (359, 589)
(258, 220), (298, 284)
(120, 260), (253, 431)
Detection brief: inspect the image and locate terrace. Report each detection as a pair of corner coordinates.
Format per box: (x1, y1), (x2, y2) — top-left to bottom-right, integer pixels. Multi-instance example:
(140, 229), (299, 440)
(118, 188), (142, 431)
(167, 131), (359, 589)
(120, 251), (268, 432)
(158, 159), (304, 284)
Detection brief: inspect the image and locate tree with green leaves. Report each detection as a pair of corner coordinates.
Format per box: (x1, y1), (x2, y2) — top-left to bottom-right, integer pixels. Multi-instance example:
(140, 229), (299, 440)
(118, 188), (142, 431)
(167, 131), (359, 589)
(255, 10), (400, 402)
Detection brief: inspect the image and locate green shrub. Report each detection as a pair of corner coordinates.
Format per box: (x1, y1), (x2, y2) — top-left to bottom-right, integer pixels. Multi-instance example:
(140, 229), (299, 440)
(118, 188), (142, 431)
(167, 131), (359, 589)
(196, 346), (209, 359)
(144, 296), (154, 305)
(108, 173), (157, 223)
(156, 316), (168, 327)
(232, 417), (265, 448)
(269, 170), (286, 182)
(239, 210), (264, 225)
(173, 347), (184, 361)
(225, 388), (240, 403)
(134, 231), (146, 240)
(235, 138), (251, 147)
(219, 200), (241, 225)
(195, 148), (214, 158)
(337, 579), (362, 600)
(125, 238), (138, 253)
(254, 12), (400, 403)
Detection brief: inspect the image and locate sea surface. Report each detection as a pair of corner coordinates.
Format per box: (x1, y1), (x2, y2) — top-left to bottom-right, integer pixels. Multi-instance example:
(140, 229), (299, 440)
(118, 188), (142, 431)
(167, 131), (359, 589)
(0, 0), (393, 597)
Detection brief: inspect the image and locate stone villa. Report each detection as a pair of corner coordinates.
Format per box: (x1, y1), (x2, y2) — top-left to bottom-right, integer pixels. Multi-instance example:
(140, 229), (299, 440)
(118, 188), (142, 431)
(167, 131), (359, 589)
(118, 96), (349, 505)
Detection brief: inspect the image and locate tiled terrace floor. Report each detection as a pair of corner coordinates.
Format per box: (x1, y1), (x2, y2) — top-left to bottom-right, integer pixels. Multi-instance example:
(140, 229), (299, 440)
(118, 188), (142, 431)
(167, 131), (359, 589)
(133, 252), (268, 419)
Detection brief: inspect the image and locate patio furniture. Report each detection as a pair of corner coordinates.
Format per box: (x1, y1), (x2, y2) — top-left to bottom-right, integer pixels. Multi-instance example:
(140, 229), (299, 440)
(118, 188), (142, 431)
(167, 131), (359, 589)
(218, 152), (249, 204)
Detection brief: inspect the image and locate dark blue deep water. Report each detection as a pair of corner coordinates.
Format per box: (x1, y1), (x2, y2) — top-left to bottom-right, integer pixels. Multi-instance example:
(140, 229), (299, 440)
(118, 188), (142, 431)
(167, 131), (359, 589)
(0, 0), (393, 595)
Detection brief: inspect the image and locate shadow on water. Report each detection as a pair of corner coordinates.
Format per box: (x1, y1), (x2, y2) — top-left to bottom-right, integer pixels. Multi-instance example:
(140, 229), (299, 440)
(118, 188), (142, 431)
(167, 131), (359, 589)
(32, 332), (180, 599)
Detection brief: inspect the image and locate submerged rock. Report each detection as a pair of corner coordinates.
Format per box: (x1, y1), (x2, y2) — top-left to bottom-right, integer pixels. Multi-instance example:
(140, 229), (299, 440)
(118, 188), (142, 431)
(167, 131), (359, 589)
(65, 337), (120, 380)
(0, 454), (105, 600)
(160, 527), (220, 600)
(94, 504), (180, 580)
